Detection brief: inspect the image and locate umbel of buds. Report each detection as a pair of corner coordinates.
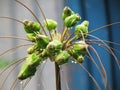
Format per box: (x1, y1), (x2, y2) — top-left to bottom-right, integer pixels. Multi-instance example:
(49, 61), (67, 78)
(18, 6), (89, 80)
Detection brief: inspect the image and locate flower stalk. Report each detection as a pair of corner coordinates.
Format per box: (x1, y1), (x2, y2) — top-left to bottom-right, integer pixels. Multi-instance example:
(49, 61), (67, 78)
(55, 63), (61, 90)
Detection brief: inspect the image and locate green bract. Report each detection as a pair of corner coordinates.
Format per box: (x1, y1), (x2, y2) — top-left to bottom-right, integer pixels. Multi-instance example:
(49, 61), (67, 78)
(75, 20), (89, 38)
(62, 6), (74, 20)
(65, 14), (81, 28)
(44, 19), (58, 30)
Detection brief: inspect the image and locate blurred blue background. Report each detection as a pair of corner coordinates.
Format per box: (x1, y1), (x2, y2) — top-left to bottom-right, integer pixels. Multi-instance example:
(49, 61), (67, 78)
(67, 0), (120, 90)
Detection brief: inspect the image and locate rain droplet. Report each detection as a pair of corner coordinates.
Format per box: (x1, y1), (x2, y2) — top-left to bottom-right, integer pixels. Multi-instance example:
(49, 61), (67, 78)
(20, 81), (23, 85)
(71, 61), (77, 64)
(59, 65), (61, 68)
(98, 44), (101, 46)
(42, 61), (46, 64)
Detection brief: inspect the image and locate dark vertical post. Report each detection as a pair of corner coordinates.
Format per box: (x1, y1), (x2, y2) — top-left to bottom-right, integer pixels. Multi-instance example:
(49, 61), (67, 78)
(55, 63), (61, 90)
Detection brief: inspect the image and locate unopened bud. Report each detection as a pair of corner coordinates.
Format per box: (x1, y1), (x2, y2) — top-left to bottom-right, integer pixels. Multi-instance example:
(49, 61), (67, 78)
(46, 40), (62, 55)
(36, 35), (50, 49)
(18, 63), (36, 80)
(73, 41), (88, 55)
(44, 19), (58, 30)
(26, 53), (41, 66)
(65, 14), (81, 28)
(26, 33), (36, 42)
(55, 51), (70, 65)
(27, 44), (38, 54)
(77, 55), (84, 63)
(23, 20), (41, 33)
(62, 6), (74, 20)
(75, 20), (89, 38)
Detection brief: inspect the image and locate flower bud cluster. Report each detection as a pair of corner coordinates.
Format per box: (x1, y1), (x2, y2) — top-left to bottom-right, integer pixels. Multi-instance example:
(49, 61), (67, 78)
(18, 6), (89, 80)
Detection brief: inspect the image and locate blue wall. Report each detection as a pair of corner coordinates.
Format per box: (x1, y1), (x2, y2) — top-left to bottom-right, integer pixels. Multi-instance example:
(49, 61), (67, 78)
(68, 0), (120, 90)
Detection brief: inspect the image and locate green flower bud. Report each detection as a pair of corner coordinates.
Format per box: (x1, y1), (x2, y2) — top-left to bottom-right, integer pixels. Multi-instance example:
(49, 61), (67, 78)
(55, 51), (70, 65)
(65, 14), (81, 28)
(77, 55), (84, 63)
(18, 53), (42, 80)
(26, 33), (36, 42)
(39, 49), (49, 60)
(62, 6), (74, 20)
(67, 41), (88, 63)
(73, 41), (88, 55)
(27, 44), (38, 54)
(46, 40), (62, 55)
(75, 20), (89, 38)
(67, 48), (77, 59)
(18, 63), (36, 80)
(36, 35), (50, 49)
(23, 20), (41, 33)
(26, 53), (42, 67)
(44, 19), (58, 30)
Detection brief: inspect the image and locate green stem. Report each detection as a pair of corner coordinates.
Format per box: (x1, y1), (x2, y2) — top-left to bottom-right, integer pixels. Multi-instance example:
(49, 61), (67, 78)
(65, 36), (77, 47)
(55, 63), (61, 90)
(61, 27), (68, 42)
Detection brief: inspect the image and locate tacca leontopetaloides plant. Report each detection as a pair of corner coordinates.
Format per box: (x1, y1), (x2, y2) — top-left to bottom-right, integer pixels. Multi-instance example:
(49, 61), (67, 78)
(0, 0), (120, 90)
(18, 6), (89, 80)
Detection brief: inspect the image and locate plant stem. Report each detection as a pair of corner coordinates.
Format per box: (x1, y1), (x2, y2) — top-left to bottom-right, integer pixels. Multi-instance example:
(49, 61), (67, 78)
(55, 63), (61, 90)
(61, 27), (68, 42)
